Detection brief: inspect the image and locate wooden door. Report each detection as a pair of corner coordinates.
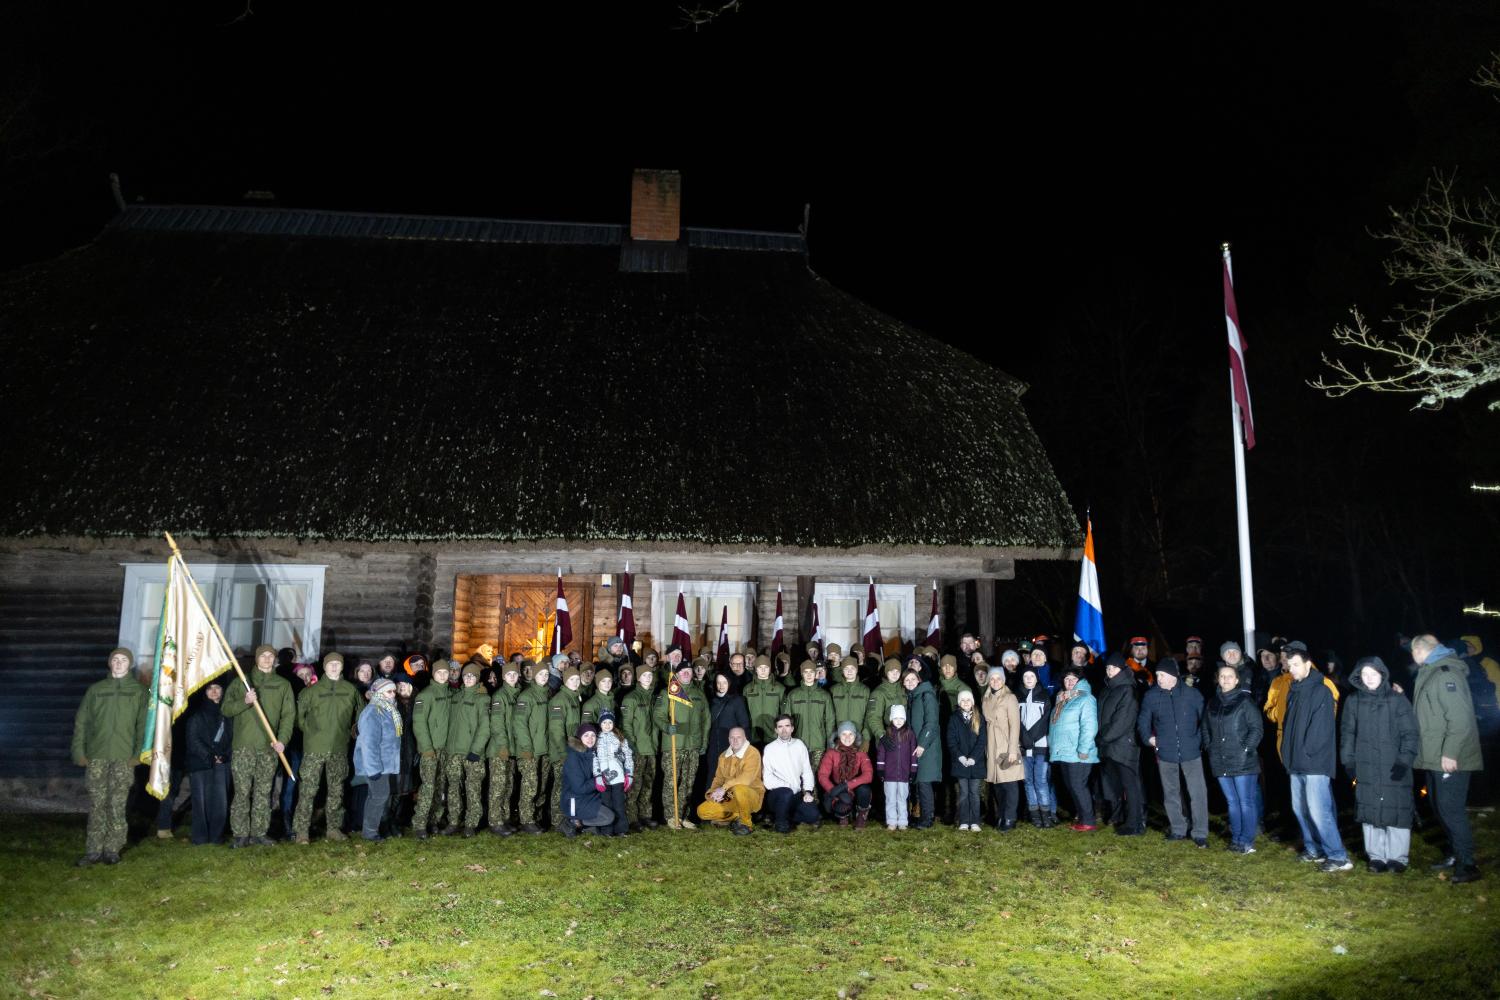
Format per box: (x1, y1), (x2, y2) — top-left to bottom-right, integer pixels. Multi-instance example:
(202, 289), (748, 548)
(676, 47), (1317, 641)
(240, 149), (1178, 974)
(501, 578), (593, 661)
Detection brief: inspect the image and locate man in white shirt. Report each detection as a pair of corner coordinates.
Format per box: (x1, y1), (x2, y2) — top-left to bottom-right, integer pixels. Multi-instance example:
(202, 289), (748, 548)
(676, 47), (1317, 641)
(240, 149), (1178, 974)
(761, 714), (822, 834)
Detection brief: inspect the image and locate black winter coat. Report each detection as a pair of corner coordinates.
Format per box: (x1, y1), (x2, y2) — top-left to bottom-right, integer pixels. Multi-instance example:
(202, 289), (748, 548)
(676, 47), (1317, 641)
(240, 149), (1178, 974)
(1339, 664), (1419, 828)
(185, 697), (231, 773)
(1097, 669), (1141, 765)
(705, 692), (750, 767)
(1205, 687), (1263, 777)
(1018, 687), (1052, 753)
(1281, 672), (1337, 777)
(945, 711), (986, 779)
(1136, 683), (1206, 763)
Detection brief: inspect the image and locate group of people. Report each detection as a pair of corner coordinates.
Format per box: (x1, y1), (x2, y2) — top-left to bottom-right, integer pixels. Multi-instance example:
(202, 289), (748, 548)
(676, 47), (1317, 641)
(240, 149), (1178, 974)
(71, 628), (1487, 886)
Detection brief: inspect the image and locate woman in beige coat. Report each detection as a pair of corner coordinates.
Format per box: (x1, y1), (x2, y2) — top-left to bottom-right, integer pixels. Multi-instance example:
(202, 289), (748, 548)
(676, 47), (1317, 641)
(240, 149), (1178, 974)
(981, 665), (1024, 831)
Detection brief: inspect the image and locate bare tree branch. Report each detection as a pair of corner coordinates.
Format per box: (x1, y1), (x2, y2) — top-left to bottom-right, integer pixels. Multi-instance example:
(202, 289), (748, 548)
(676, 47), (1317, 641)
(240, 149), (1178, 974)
(678, 1), (741, 30)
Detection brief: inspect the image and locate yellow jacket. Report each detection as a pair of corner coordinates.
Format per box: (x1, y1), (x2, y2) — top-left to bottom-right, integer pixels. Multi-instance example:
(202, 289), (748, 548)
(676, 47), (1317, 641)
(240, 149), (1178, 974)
(708, 743), (765, 812)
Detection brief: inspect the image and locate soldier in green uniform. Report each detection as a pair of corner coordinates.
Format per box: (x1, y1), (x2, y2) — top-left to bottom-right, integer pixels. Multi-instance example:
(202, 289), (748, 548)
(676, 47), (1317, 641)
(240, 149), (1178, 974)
(72, 647), (149, 866)
(582, 666), (616, 726)
(444, 662), (490, 835)
(486, 661), (522, 836)
(548, 659), (585, 831)
(654, 654), (709, 829)
(619, 660), (658, 829)
(292, 651), (361, 843)
(222, 644), (295, 847)
(411, 659), (454, 839)
(743, 655), (785, 747)
(781, 660), (837, 769)
(829, 656), (872, 752)
(513, 660), (556, 832)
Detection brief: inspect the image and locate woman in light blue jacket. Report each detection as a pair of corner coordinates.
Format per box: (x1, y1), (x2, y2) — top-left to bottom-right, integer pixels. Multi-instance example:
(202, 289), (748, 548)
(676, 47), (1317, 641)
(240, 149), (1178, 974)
(1048, 668), (1099, 830)
(354, 678), (403, 841)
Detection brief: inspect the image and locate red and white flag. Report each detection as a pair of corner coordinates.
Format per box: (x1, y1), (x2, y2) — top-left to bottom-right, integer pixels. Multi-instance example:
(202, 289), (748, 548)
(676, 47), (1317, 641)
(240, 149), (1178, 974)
(770, 584), (785, 661)
(923, 579), (940, 649)
(617, 563), (635, 646)
(808, 599), (823, 658)
(553, 569), (573, 654)
(863, 577), (882, 657)
(715, 605), (730, 670)
(1223, 247), (1255, 449)
(671, 590), (693, 658)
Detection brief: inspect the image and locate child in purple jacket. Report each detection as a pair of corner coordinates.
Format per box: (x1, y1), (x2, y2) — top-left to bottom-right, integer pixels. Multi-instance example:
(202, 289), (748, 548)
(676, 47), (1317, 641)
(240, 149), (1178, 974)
(876, 704), (920, 830)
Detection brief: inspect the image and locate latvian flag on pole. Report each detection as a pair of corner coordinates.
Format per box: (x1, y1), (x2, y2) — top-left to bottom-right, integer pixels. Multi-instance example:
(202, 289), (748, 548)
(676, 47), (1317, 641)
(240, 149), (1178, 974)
(1072, 517), (1106, 658)
(770, 584), (785, 661)
(672, 590), (693, 658)
(715, 605), (730, 670)
(553, 569), (572, 655)
(617, 563), (635, 646)
(923, 580), (940, 649)
(808, 599), (823, 659)
(1224, 246), (1256, 449)
(863, 577), (882, 657)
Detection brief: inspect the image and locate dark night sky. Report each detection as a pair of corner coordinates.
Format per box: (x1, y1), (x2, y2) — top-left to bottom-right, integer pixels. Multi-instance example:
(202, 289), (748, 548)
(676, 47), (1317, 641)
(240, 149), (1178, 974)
(4, 1), (1498, 655)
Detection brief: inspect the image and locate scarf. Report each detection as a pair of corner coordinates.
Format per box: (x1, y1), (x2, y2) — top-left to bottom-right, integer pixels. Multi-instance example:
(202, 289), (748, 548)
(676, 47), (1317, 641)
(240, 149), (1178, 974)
(371, 694), (402, 737)
(829, 744), (863, 784)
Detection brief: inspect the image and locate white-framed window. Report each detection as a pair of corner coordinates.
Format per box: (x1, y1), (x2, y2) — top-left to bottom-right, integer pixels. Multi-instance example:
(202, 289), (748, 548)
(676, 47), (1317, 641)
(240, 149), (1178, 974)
(119, 562), (327, 672)
(813, 582), (915, 657)
(649, 579), (758, 656)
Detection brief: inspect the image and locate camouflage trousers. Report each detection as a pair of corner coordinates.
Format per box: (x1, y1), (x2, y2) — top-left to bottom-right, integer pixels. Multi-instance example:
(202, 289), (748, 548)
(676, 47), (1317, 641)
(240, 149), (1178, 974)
(517, 755), (553, 826)
(551, 757), (568, 827)
(230, 748), (278, 838)
(442, 754), (485, 830)
(291, 750), (350, 838)
(487, 755), (514, 828)
(626, 753), (656, 823)
(660, 748), (699, 822)
(808, 748), (824, 774)
(85, 759), (134, 854)
(412, 752), (448, 831)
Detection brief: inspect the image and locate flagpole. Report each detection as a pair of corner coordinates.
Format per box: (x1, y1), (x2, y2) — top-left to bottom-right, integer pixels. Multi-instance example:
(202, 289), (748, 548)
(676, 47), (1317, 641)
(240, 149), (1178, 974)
(1222, 246), (1257, 655)
(163, 533), (295, 779)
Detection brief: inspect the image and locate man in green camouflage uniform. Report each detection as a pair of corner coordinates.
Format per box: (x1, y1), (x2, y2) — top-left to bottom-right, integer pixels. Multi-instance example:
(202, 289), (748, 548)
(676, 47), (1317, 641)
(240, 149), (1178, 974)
(411, 659), (454, 839)
(443, 663), (490, 835)
(654, 652), (709, 830)
(486, 661), (522, 836)
(513, 661), (555, 832)
(222, 644), (295, 847)
(781, 660), (837, 770)
(548, 658), (585, 831)
(72, 646), (149, 865)
(619, 661), (658, 829)
(291, 651), (361, 843)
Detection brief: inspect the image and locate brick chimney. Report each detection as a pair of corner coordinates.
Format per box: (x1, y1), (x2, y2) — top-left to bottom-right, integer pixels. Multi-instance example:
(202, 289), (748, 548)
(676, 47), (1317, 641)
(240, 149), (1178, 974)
(629, 169), (681, 242)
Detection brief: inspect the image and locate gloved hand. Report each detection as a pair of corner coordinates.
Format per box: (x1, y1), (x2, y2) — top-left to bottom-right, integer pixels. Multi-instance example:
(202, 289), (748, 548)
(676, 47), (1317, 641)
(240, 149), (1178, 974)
(624, 775), (632, 792)
(1390, 762), (1408, 781)
(831, 781), (849, 798)
(466, 752), (481, 763)
(1002, 756), (1019, 769)
(666, 724), (678, 735)
(595, 777), (606, 792)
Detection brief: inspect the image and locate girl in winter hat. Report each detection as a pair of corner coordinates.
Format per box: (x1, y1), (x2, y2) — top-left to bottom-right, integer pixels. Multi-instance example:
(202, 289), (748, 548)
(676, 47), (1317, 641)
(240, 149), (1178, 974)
(876, 704), (919, 830)
(591, 710), (633, 837)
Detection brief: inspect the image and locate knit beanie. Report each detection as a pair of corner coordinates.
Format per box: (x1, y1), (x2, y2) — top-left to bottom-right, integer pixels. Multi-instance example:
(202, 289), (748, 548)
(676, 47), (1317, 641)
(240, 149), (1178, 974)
(1001, 649), (1021, 666)
(461, 663), (482, 681)
(322, 650), (344, 668)
(836, 721), (860, 740)
(889, 704), (907, 723)
(562, 665), (582, 684)
(1219, 641), (1242, 659)
(598, 709), (616, 727)
(108, 646), (135, 665)
(1155, 657), (1181, 678)
(253, 644), (276, 661)
(574, 722), (598, 740)
(594, 669), (613, 687)
(940, 654), (958, 671)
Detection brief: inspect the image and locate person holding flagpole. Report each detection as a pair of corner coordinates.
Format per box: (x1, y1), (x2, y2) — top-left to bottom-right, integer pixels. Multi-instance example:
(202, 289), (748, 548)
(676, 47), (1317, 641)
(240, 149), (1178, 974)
(72, 647), (148, 866)
(223, 644), (295, 848)
(655, 652), (708, 830)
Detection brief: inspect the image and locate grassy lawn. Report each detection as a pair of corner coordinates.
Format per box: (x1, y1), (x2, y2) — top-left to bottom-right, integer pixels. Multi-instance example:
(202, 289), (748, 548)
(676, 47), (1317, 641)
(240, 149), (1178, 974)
(4, 812), (1496, 1000)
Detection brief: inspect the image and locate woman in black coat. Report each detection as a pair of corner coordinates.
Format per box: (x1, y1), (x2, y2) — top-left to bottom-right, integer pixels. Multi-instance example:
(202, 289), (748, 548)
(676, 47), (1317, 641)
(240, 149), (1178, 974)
(945, 687), (986, 831)
(185, 681), (232, 845)
(1205, 663), (1264, 853)
(703, 672), (750, 777)
(1339, 656), (1419, 872)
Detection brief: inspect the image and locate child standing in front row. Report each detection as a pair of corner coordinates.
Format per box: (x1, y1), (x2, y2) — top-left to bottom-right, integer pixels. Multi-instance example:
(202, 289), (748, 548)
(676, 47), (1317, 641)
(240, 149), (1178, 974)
(876, 704), (919, 830)
(593, 710), (633, 836)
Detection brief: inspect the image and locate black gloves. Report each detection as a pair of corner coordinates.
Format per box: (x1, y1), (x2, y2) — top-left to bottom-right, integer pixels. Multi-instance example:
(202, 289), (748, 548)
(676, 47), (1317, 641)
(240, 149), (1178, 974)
(466, 752), (481, 763)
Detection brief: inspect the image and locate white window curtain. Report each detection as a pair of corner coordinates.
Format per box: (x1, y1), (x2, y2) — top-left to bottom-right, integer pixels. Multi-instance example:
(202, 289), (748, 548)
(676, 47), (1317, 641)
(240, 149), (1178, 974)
(811, 582), (916, 657)
(648, 579), (758, 655)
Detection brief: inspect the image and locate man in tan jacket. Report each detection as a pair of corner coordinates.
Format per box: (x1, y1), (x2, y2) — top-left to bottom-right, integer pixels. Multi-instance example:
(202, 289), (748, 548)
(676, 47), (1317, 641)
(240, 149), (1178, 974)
(696, 726), (764, 835)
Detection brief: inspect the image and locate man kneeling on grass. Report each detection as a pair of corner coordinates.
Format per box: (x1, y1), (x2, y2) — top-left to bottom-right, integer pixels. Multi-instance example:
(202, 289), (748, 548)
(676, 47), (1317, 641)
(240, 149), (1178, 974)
(697, 726), (765, 835)
(762, 714), (822, 834)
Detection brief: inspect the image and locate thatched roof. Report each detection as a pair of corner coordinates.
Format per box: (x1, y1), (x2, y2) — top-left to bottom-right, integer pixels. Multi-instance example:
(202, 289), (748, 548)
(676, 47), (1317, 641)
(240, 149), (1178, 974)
(0, 204), (1079, 550)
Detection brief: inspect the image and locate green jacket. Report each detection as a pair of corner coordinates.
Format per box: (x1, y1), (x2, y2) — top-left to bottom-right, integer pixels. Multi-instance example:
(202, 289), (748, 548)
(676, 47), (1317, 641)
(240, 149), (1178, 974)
(223, 670), (294, 751)
(71, 675), (149, 764)
(781, 684), (837, 750)
(939, 675), (969, 714)
(512, 681), (552, 758)
(653, 680), (709, 754)
(829, 681), (872, 748)
(1413, 652), (1484, 771)
(907, 680), (944, 782)
(742, 678), (785, 744)
(412, 681), (453, 755)
(548, 686), (584, 762)
(295, 678), (361, 755)
(487, 683), (520, 757)
(581, 688), (615, 727)
(619, 678), (658, 757)
(866, 681), (906, 743)
(447, 683), (491, 756)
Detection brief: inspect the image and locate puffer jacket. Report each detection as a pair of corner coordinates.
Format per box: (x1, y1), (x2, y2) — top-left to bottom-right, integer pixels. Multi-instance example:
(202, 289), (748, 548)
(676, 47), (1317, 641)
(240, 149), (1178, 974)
(1340, 657), (1419, 828)
(1018, 685), (1051, 757)
(1205, 686), (1263, 777)
(907, 681), (944, 782)
(1048, 679), (1098, 764)
(743, 678), (787, 744)
(1096, 667), (1141, 765)
(72, 675), (149, 763)
(1137, 682), (1206, 764)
